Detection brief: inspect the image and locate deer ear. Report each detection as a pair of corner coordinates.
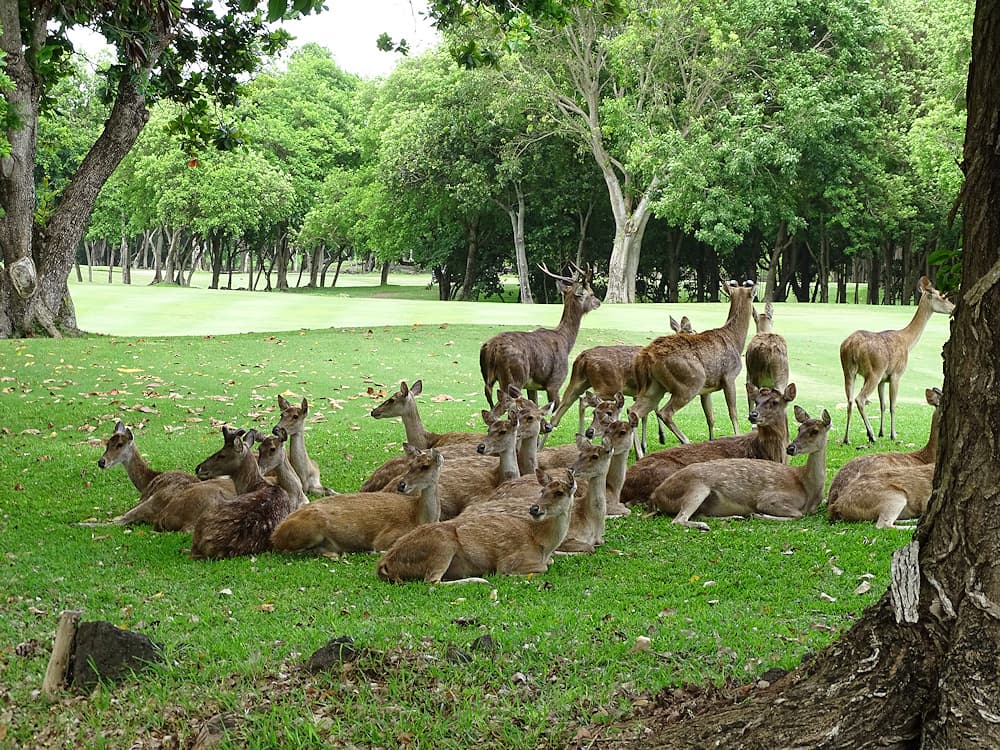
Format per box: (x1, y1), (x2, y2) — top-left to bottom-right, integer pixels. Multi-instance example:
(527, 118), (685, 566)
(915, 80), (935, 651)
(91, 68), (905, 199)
(680, 316), (692, 332)
(114, 420), (127, 434)
(300, 397), (308, 414)
(765, 302), (774, 317)
(399, 381), (409, 396)
(746, 382), (757, 399)
(403, 442), (418, 456)
(614, 391), (625, 408)
(410, 380), (423, 396)
(481, 409), (493, 425)
(783, 383), (797, 401)
(918, 276), (932, 292)
(669, 316), (680, 332)
(241, 430), (256, 448)
(821, 409), (832, 426)
(535, 467), (550, 485)
(628, 410), (639, 428)
(793, 405), (809, 423)
(927, 387), (942, 406)
(273, 426), (288, 442)
(430, 448), (443, 465)
(222, 425), (239, 443)
(278, 395), (290, 410)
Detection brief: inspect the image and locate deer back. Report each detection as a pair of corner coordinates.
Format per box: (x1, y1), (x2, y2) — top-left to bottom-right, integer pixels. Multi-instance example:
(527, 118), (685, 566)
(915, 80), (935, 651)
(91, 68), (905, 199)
(828, 463), (934, 523)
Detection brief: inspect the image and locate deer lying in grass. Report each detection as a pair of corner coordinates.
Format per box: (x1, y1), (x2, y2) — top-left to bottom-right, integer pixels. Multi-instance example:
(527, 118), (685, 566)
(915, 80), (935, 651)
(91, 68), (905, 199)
(621, 383), (796, 507)
(631, 280), (757, 445)
(840, 276), (954, 444)
(273, 395), (335, 495)
(192, 426), (302, 559)
(545, 315), (699, 455)
(652, 407), (832, 530)
(600, 413), (639, 516)
(827, 463), (934, 529)
(480, 263), (600, 412)
(370, 379), (489, 450)
(745, 303), (789, 409)
(97, 421), (235, 528)
(270, 443), (444, 554)
(827, 387), (942, 510)
(377, 468), (577, 583)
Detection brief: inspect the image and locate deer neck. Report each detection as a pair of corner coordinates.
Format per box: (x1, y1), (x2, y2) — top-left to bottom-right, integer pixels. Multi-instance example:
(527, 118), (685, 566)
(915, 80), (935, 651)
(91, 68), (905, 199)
(517, 435), (539, 475)
(554, 297), (585, 347)
(898, 295), (936, 351)
(606, 451), (628, 503)
(912, 409), (941, 463)
(576, 465), (610, 527)
(756, 419), (791, 464)
(286, 430), (312, 476)
(494, 444), (520, 483)
(721, 293), (755, 350)
(399, 406), (436, 449)
(796, 442), (829, 509)
(274, 455), (307, 506)
(536, 507), (573, 558)
(414, 472), (442, 525)
(232, 453), (268, 495)
(123, 445), (160, 494)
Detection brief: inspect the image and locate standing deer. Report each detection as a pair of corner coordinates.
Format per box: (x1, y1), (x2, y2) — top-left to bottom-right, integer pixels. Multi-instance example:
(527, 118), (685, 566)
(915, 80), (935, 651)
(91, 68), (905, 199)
(621, 384), (796, 507)
(630, 280), (757, 445)
(370, 379), (488, 450)
(376, 468), (577, 583)
(652, 407), (832, 530)
(745, 302), (789, 409)
(545, 315), (700, 455)
(840, 276), (954, 444)
(273, 395), (335, 495)
(827, 463), (934, 529)
(827, 387), (941, 510)
(192, 426), (301, 559)
(270, 444), (445, 554)
(480, 264), (601, 412)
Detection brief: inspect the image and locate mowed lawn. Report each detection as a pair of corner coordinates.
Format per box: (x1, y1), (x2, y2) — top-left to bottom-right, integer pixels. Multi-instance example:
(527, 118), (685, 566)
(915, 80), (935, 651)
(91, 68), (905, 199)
(0, 277), (952, 748)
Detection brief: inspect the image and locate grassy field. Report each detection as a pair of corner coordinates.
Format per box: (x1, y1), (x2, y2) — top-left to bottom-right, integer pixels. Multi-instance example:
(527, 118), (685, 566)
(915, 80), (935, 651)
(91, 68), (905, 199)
(0, 280), (952, 748)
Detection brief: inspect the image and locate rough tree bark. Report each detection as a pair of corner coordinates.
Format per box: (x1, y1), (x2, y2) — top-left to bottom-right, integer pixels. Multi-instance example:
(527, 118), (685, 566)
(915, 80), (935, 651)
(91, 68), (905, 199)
(637, 5), (1000, 747)
(495, 183), (534, 304)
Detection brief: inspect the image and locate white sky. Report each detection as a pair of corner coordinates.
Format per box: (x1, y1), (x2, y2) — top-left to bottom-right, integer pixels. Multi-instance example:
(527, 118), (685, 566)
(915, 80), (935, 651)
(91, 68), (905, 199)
(66, 0), (441, 79)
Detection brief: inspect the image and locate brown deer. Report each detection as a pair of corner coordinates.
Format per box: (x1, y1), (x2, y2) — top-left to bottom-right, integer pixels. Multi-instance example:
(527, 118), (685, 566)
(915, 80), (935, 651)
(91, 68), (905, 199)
(601, 413), (639, 516)
(652, 407), (832, 530)
(270, 444), (444, 554)
(745, 302), (789, 409)
(97, 421), (235, 527)
(840, 276), (954, 444)
(545, 315), (699, 455)
(827, 387), (941, 510)
(273, 395), (335, 495)
(191, 426), (301, 559)
(480, 263), (600, 412)
(621, 383), (796, 507)
(376, 468), (577, 583)
(827, 463), (934, 529)
(631, 280), (757, 445)
(254, 428), (309, 508)
(370, 379), (488, 450)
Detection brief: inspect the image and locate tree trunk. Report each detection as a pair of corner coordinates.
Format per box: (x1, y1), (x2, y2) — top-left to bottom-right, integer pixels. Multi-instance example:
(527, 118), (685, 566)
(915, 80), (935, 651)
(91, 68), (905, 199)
(497, 185), (534, 304)
(637, 5), (1000, 746)
(276, 230), (289, 290)
(575, 202), (593, 272)
(459, 217), (479, 301)
(308, 246), (324, 287)
(763, 222), (789, 303)
(380, 260), (390, 286)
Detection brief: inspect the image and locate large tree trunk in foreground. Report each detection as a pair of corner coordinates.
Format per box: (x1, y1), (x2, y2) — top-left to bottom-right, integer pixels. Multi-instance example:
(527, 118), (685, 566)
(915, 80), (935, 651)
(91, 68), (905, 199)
(638, 5), (1000, 747)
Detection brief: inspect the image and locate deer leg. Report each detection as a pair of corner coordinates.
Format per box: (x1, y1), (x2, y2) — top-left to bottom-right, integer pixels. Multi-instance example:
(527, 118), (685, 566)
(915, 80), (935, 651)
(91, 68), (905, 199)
(853, 375), (879, 444)
(700, 393), (716, 440)
(842, 372), (856, 444)
(527, 388), (539, 405)
(721, 379), (741, 437)
(888, 374), (902, 441)
(656, 391), (696, 445)
(875, 492), (910, 529)
(876, 380), (888, 438)
(545, 385), (560, 414)
(753, 495), (806, 520)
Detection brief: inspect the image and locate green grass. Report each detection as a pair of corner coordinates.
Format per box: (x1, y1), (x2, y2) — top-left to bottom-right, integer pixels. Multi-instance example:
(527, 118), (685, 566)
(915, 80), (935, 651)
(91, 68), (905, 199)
(0, 283), (951, 748)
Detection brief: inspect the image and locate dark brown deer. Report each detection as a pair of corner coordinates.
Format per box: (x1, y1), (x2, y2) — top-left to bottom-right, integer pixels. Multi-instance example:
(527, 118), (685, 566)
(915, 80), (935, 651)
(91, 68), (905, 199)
(745, 302), (789, 409)
(377, 468), (577, 583)
(631, 280), (757, 445)
(621, 383), (796, 507)
(827, 387), (941, 511)
(480, 263), (601, 412)
(191, 426), (302, 559)
(270, 444), (444, 554)
(827, 463), (934, 529)
(840, 276), (954, 444)
(370, 379), (488, 450)
(272, 395), (335, 495)
(652, 407), (832, 530)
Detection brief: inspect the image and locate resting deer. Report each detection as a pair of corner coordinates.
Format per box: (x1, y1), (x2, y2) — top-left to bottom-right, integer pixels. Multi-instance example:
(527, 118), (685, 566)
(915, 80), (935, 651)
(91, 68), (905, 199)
(621, 383), (796, 507)
(745, 303), (789, 409)
(97, 421), (235, 527)
(840, 276), (954, 444)
(480, 263), (600, 412)
(254, 428), (309, 508)
(601, 413), (639, 516)
(546, 315), (700, 455)
(273, 395), (335, 495)
(370, 379), (487, 450)
(376, 468), (577, 583)
(271, 444), (444, 554)
(827, 463), (934, 529)
(192, 426), (301, 559)
(631, 280), (757, 445)
(827, 387), (942, 511)
(652, 407), (832, 530)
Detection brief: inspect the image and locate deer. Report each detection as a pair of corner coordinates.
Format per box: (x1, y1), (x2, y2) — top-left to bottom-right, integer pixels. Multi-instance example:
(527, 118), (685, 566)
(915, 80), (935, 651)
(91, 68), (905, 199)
(254, 427), (309, 508)
(370, 379), (489, 450)
(840, 275), (954, 444)
(601, 412), (639, 516)
(97, 421), (235, 527)
(630, 280), (757, 446)
(827, 463), (934, 529)
(270, 443), (445, 555)
(191, 426), (302, 559)
(545, 315), (700, 456)
(376, 468), (577, 583)
(272, 395), (335, 495)
(827, 387), (942, 510)
(651, 407), (832, 531)
(621, 383), (796, 507)
(745, 302), (789, 410)
(480, 263), (601, 413)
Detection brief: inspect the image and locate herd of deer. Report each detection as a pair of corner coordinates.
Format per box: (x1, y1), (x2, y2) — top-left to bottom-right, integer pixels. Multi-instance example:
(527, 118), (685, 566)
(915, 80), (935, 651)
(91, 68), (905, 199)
(96, 264), (954, 583)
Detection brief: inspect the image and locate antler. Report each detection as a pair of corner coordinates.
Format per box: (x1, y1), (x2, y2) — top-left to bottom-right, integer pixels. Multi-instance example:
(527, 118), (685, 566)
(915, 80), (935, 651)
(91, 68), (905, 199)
(538, 262), (575, 284)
